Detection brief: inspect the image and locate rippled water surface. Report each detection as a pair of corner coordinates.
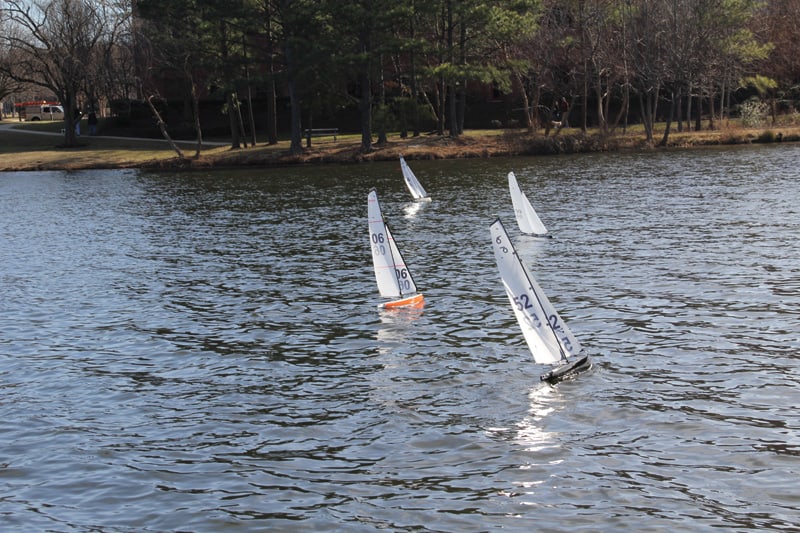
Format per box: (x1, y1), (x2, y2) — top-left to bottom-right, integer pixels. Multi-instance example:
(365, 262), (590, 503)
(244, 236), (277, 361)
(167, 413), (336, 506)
(2, 145), (799, 531)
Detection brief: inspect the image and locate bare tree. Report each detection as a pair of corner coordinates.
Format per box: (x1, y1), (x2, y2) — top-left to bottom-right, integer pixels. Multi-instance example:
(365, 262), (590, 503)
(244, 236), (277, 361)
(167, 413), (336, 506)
(0, 0), (130, 146)
(0, 64), (24, 119)
(0, 16), (24, 116)
(628, 0), (669, 145)
(752, 0), (800, 121)
(135, 0), (208, 157)
(490, 2), (547, 132)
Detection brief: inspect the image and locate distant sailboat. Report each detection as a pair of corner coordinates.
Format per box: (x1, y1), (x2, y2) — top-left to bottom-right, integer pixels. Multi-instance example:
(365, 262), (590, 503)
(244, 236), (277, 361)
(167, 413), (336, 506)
(368, 188), (425, 309)
(508, 172), (549, 237)
(400, 156), (431, 202)
(490, 218), (589, 383)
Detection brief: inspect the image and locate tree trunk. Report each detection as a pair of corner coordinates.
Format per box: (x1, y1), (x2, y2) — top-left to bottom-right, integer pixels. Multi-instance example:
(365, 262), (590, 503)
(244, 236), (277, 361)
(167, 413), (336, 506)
(448, 83), (458, 137)
(582, 61), (588, 132)
(609, 93), (627, 133)
(227, 91), (241, 149)
(595, 72), (607, 134)
(515, 73), (534, 132)
(409, 9), (420, 137)
(623, 80), (630, 133)
(694, 89), (702, 131)
(446, 0), (458, 138)
(376, 56), (388, 146)
(246, 85), (257, 147)
(235, 92), (248, 147)
(457, 83), (466, 135)
(190, 78), (203, 158)
(708, 89), (716, 130)
(147, 96), (185, 159)
(284, 43), (303, 155)
(658, 90), (676, 147)
(359, 69), (372, 153)
(63, 94), (78, 148)
(686, 82), (694, 131)
(770, 91), (777, 125)
(639, 91), (654, 145)
(436, 76), (445, 135)
(456, 23), (466, 135)
(602, 79), (613, 132)
(266, 76), (278, 145)
(265, 4), (278, 145)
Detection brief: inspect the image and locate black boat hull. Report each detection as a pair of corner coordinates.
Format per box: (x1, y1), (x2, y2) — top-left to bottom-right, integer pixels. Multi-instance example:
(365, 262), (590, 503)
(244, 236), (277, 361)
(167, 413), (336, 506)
(540, 354), (591, 384)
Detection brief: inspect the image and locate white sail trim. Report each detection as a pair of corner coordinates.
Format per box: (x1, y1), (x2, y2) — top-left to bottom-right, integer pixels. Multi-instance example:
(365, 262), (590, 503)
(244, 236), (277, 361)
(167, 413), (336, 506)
(491, 219), (581, 365)
(368, 189), (418, 298)
(508, 172), (547, 235)
(400, 156), (429, 200)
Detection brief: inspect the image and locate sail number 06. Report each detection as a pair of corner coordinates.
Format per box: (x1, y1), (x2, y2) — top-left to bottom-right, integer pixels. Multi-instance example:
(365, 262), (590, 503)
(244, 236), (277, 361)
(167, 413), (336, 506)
(371, 232), (386, 255)
(395, 268), (411, 290)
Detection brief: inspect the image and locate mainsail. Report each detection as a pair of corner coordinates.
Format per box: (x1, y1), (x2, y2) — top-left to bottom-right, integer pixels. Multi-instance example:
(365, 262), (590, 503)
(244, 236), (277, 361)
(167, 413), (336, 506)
(508, 172), (548, 236)
(368, 189), (420, 301)
(491, 218), (581, 365)
(400, 156), (430, 201)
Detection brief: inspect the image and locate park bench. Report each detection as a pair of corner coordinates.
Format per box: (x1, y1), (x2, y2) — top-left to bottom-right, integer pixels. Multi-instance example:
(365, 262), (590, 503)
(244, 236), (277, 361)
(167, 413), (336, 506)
(303, 127), (338, 146)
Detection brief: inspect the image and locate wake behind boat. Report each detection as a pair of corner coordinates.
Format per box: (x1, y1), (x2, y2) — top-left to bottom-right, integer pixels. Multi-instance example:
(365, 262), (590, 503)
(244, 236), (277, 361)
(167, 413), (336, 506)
(400, 156), (431, 202)
(368, 188), (425, 309)
(508, 172), (550, 237)
(490, 218), (590, 383)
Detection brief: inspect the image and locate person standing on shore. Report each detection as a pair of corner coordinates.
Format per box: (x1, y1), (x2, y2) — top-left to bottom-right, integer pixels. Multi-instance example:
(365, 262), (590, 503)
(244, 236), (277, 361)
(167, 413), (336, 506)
(88, 111), (98, 136)
(74, 108), (82, 136)
(559, 97), (570, 128)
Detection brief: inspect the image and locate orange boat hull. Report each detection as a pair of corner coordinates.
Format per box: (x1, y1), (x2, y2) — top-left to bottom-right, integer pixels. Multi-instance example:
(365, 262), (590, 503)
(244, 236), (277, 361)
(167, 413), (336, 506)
(380, 293), (425, 309)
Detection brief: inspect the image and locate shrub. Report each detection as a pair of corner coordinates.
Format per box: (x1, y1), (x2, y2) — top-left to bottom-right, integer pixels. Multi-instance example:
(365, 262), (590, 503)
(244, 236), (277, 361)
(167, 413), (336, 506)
(756, 130), (776, 143)
(739, 99), (768, 127)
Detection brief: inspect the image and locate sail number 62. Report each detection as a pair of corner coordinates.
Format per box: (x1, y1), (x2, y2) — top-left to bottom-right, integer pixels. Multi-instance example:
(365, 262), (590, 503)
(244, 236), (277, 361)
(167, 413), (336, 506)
(515, 294), (542, 328)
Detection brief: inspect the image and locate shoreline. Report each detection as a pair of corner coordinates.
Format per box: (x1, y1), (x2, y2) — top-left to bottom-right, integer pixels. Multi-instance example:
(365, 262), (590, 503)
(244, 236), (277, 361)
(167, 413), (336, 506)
(133, 127), (800, 172)
(2, 123), (799, 172)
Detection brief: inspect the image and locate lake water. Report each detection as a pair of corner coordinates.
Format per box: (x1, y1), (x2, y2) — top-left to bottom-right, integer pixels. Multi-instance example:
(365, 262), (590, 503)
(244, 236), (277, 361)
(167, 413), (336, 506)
(1, 145), (799, 531)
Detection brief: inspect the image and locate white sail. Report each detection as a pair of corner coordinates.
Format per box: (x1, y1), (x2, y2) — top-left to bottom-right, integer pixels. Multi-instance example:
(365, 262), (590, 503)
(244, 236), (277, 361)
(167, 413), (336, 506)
(368, 189), (418, 298)
(491, 218), (581, 365)
(400, 156), (430, 201)
(508, 172), (548, 235)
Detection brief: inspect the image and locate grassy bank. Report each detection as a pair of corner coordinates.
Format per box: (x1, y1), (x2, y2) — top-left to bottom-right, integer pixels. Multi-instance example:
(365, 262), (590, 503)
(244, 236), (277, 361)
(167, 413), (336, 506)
(2, 119), (799, 172)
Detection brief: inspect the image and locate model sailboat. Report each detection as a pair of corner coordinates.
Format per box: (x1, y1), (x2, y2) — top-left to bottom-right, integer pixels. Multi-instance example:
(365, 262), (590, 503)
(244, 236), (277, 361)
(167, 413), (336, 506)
(490, 218), (590, 383)
(508, 172), (549, 237)
(400, 156), (431, 202)
(368, 188), (425, 309)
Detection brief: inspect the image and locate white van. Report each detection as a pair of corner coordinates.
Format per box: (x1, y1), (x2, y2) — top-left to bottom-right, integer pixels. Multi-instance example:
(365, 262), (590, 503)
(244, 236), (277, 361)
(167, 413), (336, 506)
(20, 103), (65, 121)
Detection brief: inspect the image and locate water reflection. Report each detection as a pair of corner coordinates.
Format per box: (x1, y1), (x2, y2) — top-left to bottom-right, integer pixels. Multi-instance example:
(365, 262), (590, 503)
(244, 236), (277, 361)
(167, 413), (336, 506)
(402, 200), (426, 219)
(376, 307), (424, 347)
(514, 385), (560, 453)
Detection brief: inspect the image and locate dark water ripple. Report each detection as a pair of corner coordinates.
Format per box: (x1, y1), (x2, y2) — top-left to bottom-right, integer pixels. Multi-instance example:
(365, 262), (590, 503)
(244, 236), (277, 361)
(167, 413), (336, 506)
(2, 146), (800, 531)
